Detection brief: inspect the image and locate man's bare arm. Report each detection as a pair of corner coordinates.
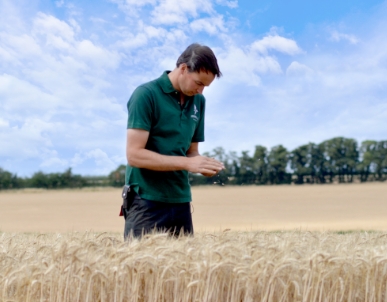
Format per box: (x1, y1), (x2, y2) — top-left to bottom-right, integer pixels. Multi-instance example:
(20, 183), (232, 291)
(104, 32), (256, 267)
(186, 142), (200, 158)
(126, 129), (224, 174)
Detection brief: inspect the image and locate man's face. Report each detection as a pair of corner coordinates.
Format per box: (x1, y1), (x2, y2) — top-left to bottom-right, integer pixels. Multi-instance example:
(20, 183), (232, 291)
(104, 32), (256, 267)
(178, 64), (215, 96)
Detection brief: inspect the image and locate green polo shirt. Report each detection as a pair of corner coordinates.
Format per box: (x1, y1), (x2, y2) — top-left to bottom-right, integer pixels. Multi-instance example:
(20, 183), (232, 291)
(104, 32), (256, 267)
(125, 71), (205, 203)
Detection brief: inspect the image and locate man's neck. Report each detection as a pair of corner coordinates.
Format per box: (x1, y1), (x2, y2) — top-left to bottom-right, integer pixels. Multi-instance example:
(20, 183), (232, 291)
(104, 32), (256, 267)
(168, 69), (185, 105)
(168, 69), (180, 92)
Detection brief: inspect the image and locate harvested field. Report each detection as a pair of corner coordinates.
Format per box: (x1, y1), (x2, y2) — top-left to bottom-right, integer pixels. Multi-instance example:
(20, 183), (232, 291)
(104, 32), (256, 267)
(0, 182), (387, 232)
(2, 231), (387, 301)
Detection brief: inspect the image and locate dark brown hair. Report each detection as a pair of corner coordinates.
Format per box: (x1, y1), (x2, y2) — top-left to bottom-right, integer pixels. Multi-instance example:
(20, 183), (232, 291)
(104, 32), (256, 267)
(176, 43), (222, 78)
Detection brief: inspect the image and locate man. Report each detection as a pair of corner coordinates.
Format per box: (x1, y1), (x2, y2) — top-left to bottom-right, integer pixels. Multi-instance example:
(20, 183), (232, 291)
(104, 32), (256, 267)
(124, 43), (224, 239)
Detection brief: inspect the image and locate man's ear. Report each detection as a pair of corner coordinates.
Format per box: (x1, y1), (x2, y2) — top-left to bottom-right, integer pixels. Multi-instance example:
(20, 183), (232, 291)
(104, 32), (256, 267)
(179, 63), (188, 74)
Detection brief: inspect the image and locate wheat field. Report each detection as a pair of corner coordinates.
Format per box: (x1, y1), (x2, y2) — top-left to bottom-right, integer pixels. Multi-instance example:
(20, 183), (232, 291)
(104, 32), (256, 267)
(2, 230), (387, 301)
(1, 183), (387, 301)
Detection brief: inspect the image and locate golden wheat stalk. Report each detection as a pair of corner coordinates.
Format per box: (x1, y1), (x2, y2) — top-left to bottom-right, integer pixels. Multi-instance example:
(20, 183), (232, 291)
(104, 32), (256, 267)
(1, 231), (387, 301)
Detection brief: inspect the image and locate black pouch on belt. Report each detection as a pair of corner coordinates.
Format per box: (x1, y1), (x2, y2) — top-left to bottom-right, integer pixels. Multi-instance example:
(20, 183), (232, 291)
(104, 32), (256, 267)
(119, 185), (132, 219)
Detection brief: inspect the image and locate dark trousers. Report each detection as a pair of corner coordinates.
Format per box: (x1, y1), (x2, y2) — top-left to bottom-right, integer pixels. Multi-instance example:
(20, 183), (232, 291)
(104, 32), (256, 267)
(124, 193), (194, 239)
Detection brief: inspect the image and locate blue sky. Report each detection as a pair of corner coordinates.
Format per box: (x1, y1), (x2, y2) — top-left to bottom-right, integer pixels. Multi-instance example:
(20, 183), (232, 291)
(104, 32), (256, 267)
(1, 0), (386, 176)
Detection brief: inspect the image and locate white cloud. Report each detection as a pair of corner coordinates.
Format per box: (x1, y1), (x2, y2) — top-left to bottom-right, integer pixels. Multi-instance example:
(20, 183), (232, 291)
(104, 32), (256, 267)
(55, 0), (65, 8)
(0, 118), (9, 128)
(251, 35), (302, 55)
(70, 149), (120, 175)
(110, 0), (157, 18)
(143, 25), (168, 39)
(330, 30), (359, 44)
(218, 47), (261, 86)
(77, 40), (120, 68)
(151, 0), (214, 25)
(0, 0), (25, 33)
(0, 33), (41, 58)
(218, 43), (284, 87)
(190, 16), (227, 35)
(0, 74), (59, 111)
(0, 45), (14, 63)
(215, 0), (238, 8)
(286, 61), (314, 77)
(0, 118), (54, 158)
(87, 149), (116, 167)
(33, 12), (75, 43)
(40, 149), (68, 169)
(116, 32), (148, 49)
(122, 0), (156, 5)
(89, 17), (108, 24)
(68, 18), (81, 34)
(31, 13), (121, 69)
(165, 28), (187, 43)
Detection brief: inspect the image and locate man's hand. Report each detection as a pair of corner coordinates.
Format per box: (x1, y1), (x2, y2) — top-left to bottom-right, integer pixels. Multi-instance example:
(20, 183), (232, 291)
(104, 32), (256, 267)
(187, 155), (224, 177)
(186, 142), (224, 177)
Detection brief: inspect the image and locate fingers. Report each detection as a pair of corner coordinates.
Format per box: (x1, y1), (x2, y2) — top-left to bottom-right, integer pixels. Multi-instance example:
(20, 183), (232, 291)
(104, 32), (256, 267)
(187, 156), (224, 174)
(200, 157), (224, 174)
(201, 171), (217, 177)
(202, 159), (223, 172)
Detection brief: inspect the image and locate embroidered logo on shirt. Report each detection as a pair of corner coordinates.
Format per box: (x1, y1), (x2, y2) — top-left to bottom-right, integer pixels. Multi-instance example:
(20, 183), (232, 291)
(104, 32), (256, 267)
(191, 105), (199, 121)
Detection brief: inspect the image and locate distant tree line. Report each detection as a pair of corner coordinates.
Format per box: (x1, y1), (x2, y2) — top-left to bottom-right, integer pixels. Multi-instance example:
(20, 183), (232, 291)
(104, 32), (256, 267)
(190, 137), (387, 186)
(0, 168), (88, 190)
(1, 137), (386, 190)
(0, 166), (126, 190)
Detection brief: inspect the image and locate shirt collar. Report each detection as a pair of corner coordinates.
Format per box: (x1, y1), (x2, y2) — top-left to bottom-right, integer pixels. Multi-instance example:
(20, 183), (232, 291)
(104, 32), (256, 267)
(158, 71), (177, 94)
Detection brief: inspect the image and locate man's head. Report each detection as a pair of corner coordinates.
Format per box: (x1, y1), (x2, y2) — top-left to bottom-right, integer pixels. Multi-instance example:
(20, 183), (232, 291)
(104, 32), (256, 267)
(175, 43), (221, 96)
(176, 43), (222, 78)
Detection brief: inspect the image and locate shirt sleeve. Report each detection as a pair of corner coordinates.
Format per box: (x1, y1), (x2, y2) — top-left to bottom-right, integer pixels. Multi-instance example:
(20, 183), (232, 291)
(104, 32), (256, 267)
(191, 96), (205, 142)
(127, 86), (153, 131)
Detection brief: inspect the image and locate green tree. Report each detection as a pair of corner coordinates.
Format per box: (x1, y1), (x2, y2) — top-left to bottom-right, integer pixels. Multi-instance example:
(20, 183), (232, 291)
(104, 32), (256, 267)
(237, 151), (255, 184)
(308, 143), (327, 183)
(0, 168), (23, 189)
(252, 145), (269, 185)
(290, 144), (310, 184)
(108, 165), (126, 187)
(267, 145), (290, 184)
(290, 143), (326, 184)
(30, 171), (50, 188)
(29, 168), (86, 189)
(374, 140), (387, 181)
(226, 151), (240, 184)
(357, 140), (377, 182)
(64, 168), (87, 188)
(319, 137), (359, 183)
